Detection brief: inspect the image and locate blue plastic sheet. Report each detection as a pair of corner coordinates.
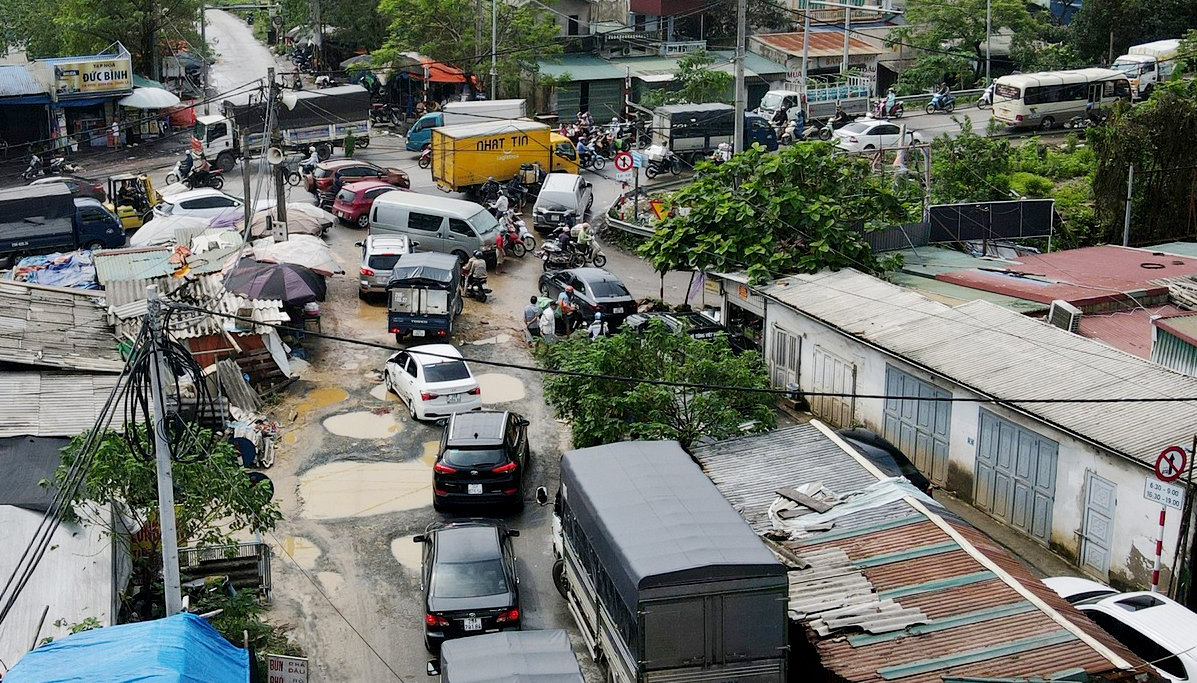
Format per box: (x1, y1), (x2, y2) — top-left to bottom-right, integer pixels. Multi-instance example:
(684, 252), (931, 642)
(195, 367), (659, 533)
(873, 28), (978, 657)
(7, 250), (100, 289)
(4, 613), (250, 683)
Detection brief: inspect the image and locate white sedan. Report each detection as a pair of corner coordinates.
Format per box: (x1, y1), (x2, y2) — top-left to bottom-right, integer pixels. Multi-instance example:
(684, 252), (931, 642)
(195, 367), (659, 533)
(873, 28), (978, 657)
(384, 344), (481, 421)
(153, 188), (243, 220)
(832, 120), (923, 153)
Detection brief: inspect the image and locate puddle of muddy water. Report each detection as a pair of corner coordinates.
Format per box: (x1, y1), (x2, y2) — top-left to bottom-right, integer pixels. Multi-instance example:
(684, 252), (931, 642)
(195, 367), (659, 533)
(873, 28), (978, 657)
(323, 410), (401, 438)
(390, 535), (423, 571)
(421, 440), (438, 465)
(476, 373), (526, 403)
(273, 535), (322, 570)
(369, 383), (400, 402)
(293, 388), (349, 420)
(299, 460), (432, 519)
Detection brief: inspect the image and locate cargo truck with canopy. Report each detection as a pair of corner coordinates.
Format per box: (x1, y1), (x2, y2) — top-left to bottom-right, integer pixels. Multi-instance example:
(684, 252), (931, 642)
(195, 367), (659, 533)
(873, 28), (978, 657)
(386, 251), (464, 342)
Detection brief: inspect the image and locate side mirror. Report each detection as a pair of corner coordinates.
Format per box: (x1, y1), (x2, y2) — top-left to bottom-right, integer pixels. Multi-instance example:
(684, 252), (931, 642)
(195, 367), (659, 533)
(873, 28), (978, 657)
(435, 418), (449, 428)
(413, 534), (426, 543)
(411, 241), (419, 248)
(535, 487), (549, 506)
(426, 659), (440, 676)
(507, 529), (520, 538)
(354, 241), (364, 247)
(517, 417), (530, 426)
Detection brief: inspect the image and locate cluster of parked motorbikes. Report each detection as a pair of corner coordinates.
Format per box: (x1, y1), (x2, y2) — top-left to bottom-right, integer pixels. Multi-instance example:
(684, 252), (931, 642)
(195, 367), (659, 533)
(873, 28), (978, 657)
(21, 154), (82, 180)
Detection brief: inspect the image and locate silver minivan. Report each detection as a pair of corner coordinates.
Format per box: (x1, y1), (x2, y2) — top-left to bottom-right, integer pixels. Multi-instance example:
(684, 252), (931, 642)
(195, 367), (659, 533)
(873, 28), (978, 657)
(533, 173), (593, 233)
(370, 192), (498, 265)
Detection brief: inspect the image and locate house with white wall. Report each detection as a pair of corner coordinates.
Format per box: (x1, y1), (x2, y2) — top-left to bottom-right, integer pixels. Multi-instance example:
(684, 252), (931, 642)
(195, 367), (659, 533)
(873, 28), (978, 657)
(714, 268), (1197, 594)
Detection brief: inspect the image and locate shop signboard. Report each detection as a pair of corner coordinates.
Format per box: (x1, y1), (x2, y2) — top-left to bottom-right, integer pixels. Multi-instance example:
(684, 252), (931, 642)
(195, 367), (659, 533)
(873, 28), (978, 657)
(52, 56), (132, 96)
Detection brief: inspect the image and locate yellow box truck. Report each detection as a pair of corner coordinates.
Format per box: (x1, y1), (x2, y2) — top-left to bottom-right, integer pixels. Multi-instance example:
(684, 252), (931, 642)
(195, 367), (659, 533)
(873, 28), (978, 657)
(431, 120), (579, 195)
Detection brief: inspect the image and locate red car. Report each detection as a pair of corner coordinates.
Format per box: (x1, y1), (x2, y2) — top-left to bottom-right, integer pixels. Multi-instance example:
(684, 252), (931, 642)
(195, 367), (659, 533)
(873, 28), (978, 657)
(305, 159), (409, 195)
(332, 179), (408, 228)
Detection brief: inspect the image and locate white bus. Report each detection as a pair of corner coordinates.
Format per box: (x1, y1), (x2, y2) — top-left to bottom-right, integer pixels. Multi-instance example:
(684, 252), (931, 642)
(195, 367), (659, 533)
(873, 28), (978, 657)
(992, 68), (1131, 129)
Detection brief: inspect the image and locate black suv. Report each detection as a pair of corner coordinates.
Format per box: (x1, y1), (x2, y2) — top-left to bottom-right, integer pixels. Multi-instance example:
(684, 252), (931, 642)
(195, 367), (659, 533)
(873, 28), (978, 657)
(415, 519), (521, 652)
(624, 311), (755, 353)
(433, 411), (530, 512)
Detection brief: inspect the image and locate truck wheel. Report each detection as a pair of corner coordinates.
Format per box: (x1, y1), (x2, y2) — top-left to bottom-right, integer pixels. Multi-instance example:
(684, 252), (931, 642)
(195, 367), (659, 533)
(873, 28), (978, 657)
(85, 241), (104, 251)
(316, 143), (332, 160)
(216, 152), (236, 173)
(357, 137), (370, 149)
(552, 559), (568, 598)
(1039, 116), (1055, 131)
(452, 250), (468, 267)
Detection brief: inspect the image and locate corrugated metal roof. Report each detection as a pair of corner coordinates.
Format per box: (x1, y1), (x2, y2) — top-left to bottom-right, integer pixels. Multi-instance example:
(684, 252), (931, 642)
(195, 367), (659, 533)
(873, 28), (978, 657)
(692, 424), (1145, 683)
(0, 371), (128, 437)
(759, 269), (1197, 467)
(889, 272), (1049, 314)
(94, 245), (237, 284)
(1076, 304), (1184, 359)
(1155, 311), (1197, 347)
(537, 54), (626, 82)
(103, 273), (287, 341)
(0, 65), (45, 97)
(0, 280), (123, 372)
(752, 31), (885, 58)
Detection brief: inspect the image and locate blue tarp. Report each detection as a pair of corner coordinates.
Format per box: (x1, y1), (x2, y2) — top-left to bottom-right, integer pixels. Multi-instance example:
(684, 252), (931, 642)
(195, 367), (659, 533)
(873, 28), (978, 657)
(7, 250), (100, 289)
(4, 613), (250, 683)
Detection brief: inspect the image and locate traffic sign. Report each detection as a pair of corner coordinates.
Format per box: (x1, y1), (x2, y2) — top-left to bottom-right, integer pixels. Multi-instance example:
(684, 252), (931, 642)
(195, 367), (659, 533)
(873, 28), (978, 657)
(1145, 478), (1186, 510)
(614, 170), (634, 183)
(1156, 446), (1187, 482)
(614, 152), (633, 173)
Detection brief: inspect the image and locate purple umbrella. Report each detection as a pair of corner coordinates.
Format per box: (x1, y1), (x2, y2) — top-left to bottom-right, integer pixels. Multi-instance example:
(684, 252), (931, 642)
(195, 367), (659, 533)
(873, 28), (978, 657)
(223, 259), (326, 305)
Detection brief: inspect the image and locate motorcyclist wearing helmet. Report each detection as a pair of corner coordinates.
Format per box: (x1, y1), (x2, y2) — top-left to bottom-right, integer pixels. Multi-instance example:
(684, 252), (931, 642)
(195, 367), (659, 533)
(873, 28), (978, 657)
(302, 146), (319, 175)
(464, 251), (488, 291)
(885, 88), (898, 117)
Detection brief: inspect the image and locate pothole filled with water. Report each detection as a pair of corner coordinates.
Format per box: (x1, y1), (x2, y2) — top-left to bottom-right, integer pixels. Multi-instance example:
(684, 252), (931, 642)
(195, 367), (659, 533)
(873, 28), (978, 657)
(322, 410), (402, 438)
(298, 460), (432, 519)
(476, 373), (527, 403)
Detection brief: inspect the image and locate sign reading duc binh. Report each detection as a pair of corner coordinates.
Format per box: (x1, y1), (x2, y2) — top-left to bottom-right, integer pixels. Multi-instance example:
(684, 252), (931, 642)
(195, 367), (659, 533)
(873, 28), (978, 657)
(53, 57), (133, 95)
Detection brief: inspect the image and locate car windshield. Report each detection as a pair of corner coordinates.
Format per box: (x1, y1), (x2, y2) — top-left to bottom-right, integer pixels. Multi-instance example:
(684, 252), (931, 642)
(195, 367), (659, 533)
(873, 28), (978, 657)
(423, 360), (471, 383)
(760, 92), (784, 110)
(432, 559), (508, 599)
(368, 254), (402, 270)
(538, 191), (572, 211)
(443, 448), (507, 469)
(467, 208), (497, 236)
(841, 122), (870, 134)
(313, 167), (333, 178)
(589, 280), (631, 298)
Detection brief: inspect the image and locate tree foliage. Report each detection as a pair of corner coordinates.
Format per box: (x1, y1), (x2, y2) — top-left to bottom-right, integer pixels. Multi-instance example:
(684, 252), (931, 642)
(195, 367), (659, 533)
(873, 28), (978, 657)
(888, 0), (1041, 86)
(929, 119), (1014, 203)
(687, 0), (791, 41)
(538, 323), (776, 449)
(1069, 0), (1197, 64)
(641, 50), (733, 108)
(1089, 80), (1197, 245)
(57, 427), (281, 549)
(375, 0), (560, 97)
(638, 143), (914, 283)
(1179, 29), (1197, 74)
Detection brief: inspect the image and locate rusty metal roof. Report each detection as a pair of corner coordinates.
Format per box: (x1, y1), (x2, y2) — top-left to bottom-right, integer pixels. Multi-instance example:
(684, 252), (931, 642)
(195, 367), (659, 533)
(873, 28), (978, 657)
(692, 423), (1146, 683)
(103, 274), (287, 341)
(753, 31), (885, 58)
(1076, 304), (1185, 359)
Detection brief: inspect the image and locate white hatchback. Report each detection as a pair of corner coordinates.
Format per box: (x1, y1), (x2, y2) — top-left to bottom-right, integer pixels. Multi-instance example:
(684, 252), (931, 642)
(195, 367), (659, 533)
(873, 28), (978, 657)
(384, 344), (481, 421)
(832, 120), (923, 153)
(154, 188), (244, 220)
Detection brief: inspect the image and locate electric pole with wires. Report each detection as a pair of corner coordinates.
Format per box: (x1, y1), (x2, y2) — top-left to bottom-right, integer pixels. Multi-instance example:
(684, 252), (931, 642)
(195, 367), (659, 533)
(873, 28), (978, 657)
(146, 285), (183, 616)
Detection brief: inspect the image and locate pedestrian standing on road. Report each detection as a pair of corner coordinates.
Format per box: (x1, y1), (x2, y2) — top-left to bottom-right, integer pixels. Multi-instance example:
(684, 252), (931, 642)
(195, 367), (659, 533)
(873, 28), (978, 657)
(343, 130), (356, 158)
(557, 285), (579, 334)
(494, 231), (506, 274)
(523, 295), (540, 342)
(539, 301), (558, 344)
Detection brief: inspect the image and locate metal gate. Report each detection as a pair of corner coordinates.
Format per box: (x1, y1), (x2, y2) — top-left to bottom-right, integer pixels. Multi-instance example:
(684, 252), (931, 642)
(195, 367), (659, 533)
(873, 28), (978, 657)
(882, 365), (951, 485)
(811, 346), (856, 428)
(1081, 471), (1117, 576)
(770, 326), (800, 390)
(975, 410), (1058, 543)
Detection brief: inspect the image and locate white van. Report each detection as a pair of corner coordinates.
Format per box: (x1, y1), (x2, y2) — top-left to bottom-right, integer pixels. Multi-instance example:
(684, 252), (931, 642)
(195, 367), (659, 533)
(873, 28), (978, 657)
(369, 192), (498, 264)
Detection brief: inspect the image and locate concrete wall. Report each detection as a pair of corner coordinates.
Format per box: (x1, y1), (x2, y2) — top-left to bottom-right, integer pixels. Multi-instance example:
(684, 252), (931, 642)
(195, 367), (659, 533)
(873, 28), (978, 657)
(757, 293), (1185, 592)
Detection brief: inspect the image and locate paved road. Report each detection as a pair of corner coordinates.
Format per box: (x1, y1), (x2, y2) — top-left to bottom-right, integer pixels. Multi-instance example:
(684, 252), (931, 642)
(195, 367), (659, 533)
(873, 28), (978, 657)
(203, 9), (280, 104)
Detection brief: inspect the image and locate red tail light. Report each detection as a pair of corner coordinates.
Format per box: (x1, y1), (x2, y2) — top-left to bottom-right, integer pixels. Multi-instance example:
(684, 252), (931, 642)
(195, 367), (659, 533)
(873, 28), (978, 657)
(848, 136), (859, 143)
(420, 391), (439, 401)
(433, 462), (457, 474)
(1015, 115), (1024, 122)
(493, 462), (517, 474)
(466, 387), (481, 395)
(361, 268), (375, 277)
(425, 613), (449, 627)
(495, 608), (520, 624)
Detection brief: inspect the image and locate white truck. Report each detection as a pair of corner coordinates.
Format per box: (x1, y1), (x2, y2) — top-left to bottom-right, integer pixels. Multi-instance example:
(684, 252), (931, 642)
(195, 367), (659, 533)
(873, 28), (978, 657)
(1113, 39), (1180, 99)
(192, 84), (372, 172)
(757, 75), (872, 121)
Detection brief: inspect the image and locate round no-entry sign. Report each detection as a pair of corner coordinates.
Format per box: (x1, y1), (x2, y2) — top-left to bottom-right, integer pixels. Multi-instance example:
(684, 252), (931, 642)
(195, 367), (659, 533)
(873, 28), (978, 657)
(1156, 446), (1187, 482)
(614, 152), (633, 173)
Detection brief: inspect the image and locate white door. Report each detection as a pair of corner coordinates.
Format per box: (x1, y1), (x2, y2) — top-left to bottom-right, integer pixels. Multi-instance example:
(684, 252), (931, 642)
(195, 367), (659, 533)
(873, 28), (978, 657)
(769, 326), (800, 390)
(811, 346), (856, 428)
(1081, 471), (1116, 576)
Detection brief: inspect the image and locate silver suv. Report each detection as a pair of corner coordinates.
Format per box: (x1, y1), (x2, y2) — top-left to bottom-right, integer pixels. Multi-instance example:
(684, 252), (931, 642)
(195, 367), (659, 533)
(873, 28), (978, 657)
(532, 173), (593, 233)
(357, 234), (416, 299)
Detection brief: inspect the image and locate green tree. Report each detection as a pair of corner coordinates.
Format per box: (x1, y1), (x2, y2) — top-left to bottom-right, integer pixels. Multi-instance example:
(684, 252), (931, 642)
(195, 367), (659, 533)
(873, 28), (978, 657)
(538, 323), (776, 449)
(1069, 0), (1197, 64)
(52, 0), (202, 75)
(688, 0), (791, 41)
(638, 143), (914, 283)
(1179, 28), (1197, 74)
(928, 119), (1014, 203)
(1089, 80), (1197, 245)
(375, 0), (560, 97)
(641, 50), (734, 108)
(888, 0), (1040, 86)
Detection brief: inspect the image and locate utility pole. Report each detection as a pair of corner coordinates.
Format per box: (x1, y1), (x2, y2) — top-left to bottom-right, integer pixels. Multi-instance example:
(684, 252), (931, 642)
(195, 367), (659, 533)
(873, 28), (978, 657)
(241, 128), (252, 229)
(1122, 163), (1134, 246)
(800, 5), (812, 88)
(490, 0), (498, 98)
(201, 5), (210, 115)
(733, 0), (747, 154)
(985, 0), (992, 83)
(268, 67), (288, 240)
(475, 0), (482, 97)
(146, 285), (183, 617)
(311, 0), (322, 72)
(842, 3), (852, 75)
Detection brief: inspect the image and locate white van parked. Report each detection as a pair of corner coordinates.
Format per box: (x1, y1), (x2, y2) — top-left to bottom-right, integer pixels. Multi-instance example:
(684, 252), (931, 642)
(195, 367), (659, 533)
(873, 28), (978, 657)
(369, 192), (498, 265)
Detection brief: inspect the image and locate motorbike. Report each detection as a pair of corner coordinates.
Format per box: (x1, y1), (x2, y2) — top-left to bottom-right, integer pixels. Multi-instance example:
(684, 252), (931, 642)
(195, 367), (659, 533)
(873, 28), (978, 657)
(504, 176), (533, 211)
(476, 177), (502, 205)
(644, 146), (681, 179)
(417, 145), (431, 169)
(872, 100), (905, 119)
(536, 240), (581, 271)
(579, 148), (606, 171)
(370, 103), (401, 126)
(463, 272), (490, 302)
(569, 240), (606, 268)
(21, 155), (43, 180)
(800, 119), (832, 141)
(976, 84), (994, 109)
(925, 92), (956, 114)
(1065, 112), (1108, 129)
(183, 167), (225, 190)
(502, 210), (536, 251)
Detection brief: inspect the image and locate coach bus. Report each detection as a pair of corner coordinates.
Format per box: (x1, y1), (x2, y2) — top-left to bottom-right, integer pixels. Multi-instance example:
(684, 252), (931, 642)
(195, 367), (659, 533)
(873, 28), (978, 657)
(992, 68), (1131, 129)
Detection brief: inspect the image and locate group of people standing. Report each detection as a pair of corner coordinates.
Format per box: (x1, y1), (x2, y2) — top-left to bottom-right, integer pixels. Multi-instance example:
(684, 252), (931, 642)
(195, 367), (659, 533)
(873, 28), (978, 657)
(522, 287), (608, 345)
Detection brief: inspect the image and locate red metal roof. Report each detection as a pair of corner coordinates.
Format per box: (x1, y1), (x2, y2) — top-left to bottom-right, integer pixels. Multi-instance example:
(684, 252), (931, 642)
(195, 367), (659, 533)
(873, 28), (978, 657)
(936, 245), (1197, 307)
(754, 31), (884, 58)
(1155, 311), (1197, 348)
(1075, 304), (1186, 358)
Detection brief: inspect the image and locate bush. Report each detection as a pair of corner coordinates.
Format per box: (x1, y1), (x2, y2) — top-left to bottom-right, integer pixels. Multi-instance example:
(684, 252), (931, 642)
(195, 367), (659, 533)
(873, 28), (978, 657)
(1049, 178), (1099, 250)
(1010, 172), (1053, 198)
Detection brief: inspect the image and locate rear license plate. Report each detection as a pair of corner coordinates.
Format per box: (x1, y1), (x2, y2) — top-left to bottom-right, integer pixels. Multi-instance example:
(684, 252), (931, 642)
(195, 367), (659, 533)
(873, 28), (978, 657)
(464, 617), (482, 631)
(612, 307), (623, 314)
(412, 329), (425, 337)
(447, 394), (461, 404)
(468, 483), (483, 495)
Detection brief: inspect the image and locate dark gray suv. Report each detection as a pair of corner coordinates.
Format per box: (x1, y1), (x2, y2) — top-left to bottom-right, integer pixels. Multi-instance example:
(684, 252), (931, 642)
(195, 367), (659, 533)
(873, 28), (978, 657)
(433, 411), (529, 512)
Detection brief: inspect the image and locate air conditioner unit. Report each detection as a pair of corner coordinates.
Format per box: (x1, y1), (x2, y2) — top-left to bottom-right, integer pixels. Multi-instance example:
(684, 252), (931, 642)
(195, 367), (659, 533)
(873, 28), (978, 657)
(1047, 299), (1082, 333)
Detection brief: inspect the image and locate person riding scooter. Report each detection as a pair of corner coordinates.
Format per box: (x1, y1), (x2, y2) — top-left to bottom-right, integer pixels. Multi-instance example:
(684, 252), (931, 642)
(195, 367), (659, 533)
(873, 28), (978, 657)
(301, 146), (319, 175)
(187, 153), (212, 187)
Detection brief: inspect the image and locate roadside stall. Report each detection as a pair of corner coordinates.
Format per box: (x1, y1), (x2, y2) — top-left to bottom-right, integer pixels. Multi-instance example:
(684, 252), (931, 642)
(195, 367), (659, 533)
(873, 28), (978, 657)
(385, 252), (463, 342)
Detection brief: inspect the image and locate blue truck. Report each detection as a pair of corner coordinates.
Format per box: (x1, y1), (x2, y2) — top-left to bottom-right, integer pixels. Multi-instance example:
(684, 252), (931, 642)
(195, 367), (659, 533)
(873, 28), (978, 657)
(0, 184), (125, 262)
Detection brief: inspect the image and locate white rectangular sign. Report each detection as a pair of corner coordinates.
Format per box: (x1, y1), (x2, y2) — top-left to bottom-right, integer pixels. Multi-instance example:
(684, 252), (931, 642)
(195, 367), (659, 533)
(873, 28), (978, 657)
(1144, 478), (1186, 510)
(267, 654), (308, 683)
(614, 170), (634, 183)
